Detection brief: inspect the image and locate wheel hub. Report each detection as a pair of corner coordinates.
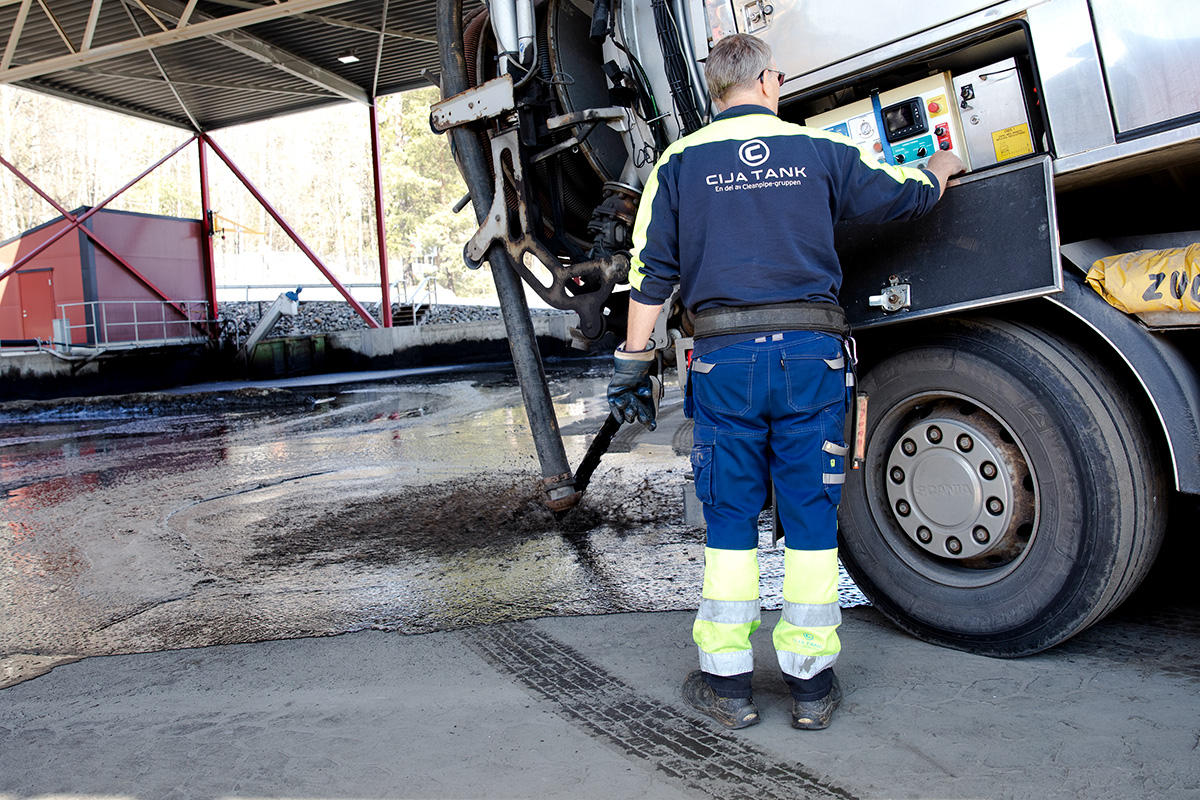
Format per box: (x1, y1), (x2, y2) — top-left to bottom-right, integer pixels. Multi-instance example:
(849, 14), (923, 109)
(885, 418), (1015, 560)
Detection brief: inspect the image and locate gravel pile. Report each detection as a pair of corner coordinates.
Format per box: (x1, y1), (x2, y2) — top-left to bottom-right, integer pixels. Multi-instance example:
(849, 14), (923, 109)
(218, 300), (570, 343)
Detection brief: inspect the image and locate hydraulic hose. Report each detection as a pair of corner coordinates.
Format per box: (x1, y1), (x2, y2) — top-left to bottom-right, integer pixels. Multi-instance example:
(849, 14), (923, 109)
(651, 0), (702, 135)
(437, 0), (579, 509)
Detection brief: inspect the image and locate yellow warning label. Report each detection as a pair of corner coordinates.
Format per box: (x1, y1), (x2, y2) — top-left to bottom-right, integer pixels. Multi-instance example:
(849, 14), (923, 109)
(992, 123), (1034, 162)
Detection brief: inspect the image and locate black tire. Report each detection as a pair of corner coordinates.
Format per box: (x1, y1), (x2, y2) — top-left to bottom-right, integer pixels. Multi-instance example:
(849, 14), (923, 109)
(839, 317), (1168, 657)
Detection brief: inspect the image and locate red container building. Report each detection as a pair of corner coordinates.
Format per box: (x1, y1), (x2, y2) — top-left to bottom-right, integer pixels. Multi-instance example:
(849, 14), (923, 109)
(0, 208), (208, 347)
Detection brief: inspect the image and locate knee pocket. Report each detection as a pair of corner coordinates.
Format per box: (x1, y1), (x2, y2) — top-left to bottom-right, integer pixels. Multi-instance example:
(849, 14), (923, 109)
(691, 423), (716, 504)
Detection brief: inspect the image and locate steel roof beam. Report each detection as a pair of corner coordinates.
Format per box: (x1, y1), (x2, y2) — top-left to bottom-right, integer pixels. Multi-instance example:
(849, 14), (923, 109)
(296, 12), (436, 45)
(370, 0), (388, 97)
(21, 77), (194, 126)
(34, 0), (78, 52)
(119, 0), (200, 129)
(174, 0), (196, 27)
(140, 0), (371, 104)
(199, 0), (436, 44)
(1, 0), (34, 71)
(0, 0), (363, 85)
(209, 25), (369, 103)
(82, 0), (104, 50)
(70, 64), (332, 97)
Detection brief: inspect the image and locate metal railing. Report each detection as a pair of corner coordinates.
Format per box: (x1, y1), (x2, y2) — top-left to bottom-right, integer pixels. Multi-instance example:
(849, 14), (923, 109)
(215, 279), (439, 325)
(216, 279), (439, 306)
(398, 276), (437, 325)
(56, 299), (213, 349)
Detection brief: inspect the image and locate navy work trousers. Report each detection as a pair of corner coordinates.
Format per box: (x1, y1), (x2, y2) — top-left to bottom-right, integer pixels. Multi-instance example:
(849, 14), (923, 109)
(688, 331), (848, 700)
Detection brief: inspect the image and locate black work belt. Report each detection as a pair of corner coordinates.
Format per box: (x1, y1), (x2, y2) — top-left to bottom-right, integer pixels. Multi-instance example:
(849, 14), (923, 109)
(692, 302), (849, 340)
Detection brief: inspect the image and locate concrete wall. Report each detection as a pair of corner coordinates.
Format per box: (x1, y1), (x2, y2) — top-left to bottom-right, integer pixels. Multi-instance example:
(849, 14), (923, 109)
(0, 343), (220, 401)
(0, 313), (588, 399)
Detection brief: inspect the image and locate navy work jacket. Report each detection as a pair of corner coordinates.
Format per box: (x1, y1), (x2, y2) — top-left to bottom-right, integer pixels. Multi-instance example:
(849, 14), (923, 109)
(628, 105), (941, 313)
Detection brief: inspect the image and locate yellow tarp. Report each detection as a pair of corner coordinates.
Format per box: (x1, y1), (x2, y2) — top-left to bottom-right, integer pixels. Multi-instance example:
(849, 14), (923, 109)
(1086, 243), (1200, 314)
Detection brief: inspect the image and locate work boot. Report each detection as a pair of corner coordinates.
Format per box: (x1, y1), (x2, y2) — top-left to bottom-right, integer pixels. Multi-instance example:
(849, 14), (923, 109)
(791, 674), (842, 730)
(682, 670), (760, 729)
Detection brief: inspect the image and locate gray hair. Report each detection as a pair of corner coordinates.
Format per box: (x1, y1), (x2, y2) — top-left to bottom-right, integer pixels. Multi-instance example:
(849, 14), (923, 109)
(704, 33), (773, 102)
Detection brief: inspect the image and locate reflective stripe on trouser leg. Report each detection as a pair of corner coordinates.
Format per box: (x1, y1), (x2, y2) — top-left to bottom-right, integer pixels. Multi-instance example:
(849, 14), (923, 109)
(693, 547), (760, 676)
(773, 547), (841, 680)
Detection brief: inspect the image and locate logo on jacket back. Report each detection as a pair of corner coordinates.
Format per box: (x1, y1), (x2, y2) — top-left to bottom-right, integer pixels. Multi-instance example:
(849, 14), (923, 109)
(706, 138), (807, 191)
(739, 139), (771, 167)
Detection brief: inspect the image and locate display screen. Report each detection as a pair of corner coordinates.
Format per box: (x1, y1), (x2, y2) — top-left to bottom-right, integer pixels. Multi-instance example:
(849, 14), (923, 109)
(881, 99), (927, 143)
(884, 103), (916, 136)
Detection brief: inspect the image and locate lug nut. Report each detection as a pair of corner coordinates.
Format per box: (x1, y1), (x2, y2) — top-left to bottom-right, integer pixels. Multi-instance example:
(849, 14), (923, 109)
(980, 461), (998, 479)
(896, 500), (912, 517)
(987, 497), (1004, 515)
(927, 426), (943, 444)
(946, 537), (963, 554)
(957, 434), (973, 452)
(973, 526), (990, 544)
(917, 526), (932, 543)
(890, 467), (905, 484)
(902, 438), (917, 456)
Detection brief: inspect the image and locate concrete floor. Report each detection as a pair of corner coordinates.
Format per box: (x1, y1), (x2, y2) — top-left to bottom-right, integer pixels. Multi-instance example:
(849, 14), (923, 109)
(2, 605), (1198, 799)
(1, 362), (1198, 799)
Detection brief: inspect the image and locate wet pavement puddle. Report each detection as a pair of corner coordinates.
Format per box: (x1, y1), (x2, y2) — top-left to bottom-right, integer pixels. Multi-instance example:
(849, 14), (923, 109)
(0, 362), (868, 687)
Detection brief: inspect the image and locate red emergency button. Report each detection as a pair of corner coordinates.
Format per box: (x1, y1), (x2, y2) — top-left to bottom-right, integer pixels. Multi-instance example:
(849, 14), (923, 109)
(873, 141), (883, 152)
(928, 101), (941, 114)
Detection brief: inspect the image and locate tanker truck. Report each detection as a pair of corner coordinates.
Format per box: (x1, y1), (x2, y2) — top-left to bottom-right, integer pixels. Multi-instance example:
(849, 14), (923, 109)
(431, 0), (1200, 656)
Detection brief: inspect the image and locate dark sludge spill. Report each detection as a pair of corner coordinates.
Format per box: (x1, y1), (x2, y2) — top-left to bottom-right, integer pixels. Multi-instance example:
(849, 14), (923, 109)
(248, 475), (660, 568)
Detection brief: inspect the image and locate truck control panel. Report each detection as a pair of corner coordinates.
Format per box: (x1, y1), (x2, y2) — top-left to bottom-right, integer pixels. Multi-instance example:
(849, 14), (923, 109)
(804, 61), (1036, 173)
(806, 73), (969, 170)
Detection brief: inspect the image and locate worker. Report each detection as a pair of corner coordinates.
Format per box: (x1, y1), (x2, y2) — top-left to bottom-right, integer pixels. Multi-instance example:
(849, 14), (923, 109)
(607, 32), (965, 730)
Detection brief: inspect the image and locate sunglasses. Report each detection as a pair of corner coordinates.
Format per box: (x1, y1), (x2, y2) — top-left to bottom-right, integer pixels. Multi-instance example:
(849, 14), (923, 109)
(758, 68), (786, 86)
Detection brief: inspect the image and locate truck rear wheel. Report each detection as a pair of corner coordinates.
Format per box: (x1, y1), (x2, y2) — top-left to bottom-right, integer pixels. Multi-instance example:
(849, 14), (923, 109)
(839, 317), (1167, 656)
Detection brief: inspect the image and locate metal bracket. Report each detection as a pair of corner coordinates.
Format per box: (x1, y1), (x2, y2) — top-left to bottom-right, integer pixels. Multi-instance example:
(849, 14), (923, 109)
(465, 127), (628, 341)
(532, 107), (631, 164)
(429, 74), (515, 132)
(868, 275), (912, 313)
(545, 106), (630, 134)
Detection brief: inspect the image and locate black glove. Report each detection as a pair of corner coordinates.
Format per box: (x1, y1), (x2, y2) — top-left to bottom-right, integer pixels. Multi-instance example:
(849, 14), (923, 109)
(607, 344), (658, 430)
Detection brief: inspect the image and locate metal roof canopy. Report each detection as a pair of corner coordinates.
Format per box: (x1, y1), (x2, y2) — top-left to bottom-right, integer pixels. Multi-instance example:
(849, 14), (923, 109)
(0, 0), (481, 130)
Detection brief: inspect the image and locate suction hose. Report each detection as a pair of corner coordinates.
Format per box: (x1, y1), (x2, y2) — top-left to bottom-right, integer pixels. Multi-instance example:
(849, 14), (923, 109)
(437, 0), (580, 511)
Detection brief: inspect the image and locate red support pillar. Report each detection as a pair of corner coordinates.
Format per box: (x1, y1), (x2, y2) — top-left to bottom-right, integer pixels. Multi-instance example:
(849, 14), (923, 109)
(202, 133), (381, 329)
(197, 137), (219, 337)
(369, 102), (393, 328)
